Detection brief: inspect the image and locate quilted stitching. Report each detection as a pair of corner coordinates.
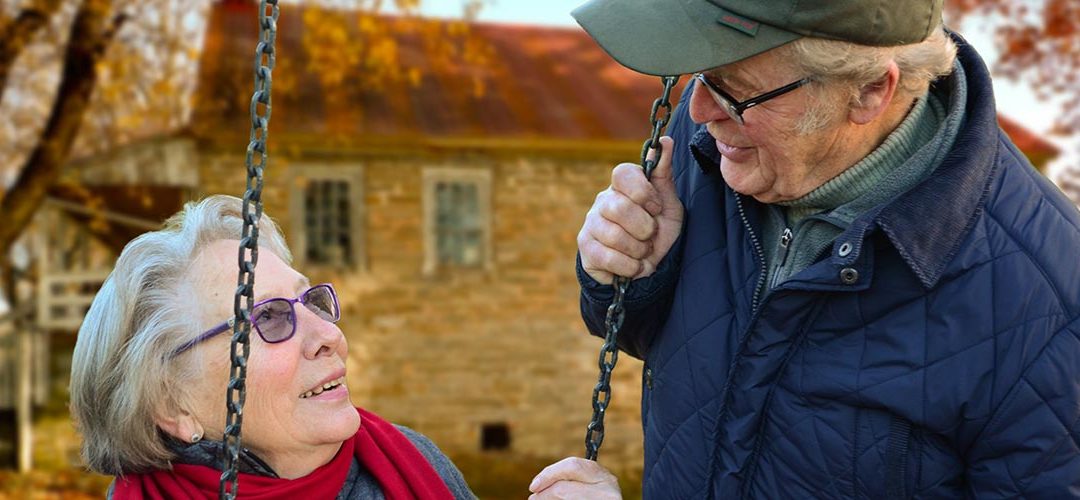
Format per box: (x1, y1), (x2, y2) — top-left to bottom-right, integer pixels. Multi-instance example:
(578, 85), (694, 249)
(577, 35), (1080, 499)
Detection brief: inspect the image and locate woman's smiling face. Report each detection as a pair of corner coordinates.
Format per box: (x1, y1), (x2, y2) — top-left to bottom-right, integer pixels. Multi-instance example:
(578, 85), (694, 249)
(182, 239), (360, 478)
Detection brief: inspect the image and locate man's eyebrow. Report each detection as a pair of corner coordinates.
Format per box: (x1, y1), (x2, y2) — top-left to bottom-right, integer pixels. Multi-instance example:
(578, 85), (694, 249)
(704, 70), (752, 90)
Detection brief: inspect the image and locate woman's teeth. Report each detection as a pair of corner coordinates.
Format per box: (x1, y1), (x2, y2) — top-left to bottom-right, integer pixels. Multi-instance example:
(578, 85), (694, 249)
(300, 376), (346, 399)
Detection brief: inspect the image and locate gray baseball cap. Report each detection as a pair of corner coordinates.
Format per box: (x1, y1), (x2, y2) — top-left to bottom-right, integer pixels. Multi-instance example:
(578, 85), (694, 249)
(572, 0), (943, 76)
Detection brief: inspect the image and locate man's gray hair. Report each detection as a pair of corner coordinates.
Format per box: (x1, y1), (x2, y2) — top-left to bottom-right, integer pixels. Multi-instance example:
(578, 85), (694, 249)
(70, 195), (291, 475)
(784, 26), (958, 134)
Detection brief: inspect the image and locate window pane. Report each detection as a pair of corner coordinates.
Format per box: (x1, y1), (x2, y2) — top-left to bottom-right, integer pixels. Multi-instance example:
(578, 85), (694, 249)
(304, 179), (353, 265)
(434, 180), (483, 267)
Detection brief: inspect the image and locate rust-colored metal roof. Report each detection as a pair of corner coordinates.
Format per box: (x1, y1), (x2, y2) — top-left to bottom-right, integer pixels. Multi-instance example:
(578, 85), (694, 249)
(998, 115), (1060, 169)
(194, 2), (689, 147)
(194, 1), (1060, 164)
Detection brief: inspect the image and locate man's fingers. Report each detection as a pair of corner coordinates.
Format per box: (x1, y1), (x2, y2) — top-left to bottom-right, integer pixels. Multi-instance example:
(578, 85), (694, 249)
(589, 218), (652, 259)
(581, 238), (643, 280)
(597, 191), (658, 241)
(611, 163), (663, 216)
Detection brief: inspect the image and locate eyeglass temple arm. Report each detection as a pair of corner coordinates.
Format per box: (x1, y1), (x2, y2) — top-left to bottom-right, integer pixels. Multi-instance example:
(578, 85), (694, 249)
(741, 78), (812, 110)
(172, 318), (236, 356)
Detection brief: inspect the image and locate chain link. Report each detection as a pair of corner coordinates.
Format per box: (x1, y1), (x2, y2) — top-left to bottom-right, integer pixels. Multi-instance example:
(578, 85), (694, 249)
(221, 1), (278, 498)
(586, 76), (679, 461)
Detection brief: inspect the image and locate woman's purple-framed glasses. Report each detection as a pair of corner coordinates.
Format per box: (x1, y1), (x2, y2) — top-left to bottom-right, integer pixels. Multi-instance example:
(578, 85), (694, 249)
(172, 283), (341, 357)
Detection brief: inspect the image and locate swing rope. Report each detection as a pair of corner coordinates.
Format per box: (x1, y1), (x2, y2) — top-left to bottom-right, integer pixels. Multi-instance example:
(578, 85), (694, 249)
(220, 1), (278, 498)
(584, 76), (679, 461)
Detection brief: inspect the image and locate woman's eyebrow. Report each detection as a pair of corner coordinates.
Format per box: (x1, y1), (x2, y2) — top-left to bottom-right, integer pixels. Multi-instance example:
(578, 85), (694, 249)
(253, 276), (311, 303)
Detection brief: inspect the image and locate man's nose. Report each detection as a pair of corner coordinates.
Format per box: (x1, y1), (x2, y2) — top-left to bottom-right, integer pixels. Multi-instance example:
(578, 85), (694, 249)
(688, 82), (731, 124)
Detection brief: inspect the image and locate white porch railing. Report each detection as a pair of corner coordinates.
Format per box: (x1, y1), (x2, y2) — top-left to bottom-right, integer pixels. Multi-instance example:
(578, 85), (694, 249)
(36, 270), (110, 332)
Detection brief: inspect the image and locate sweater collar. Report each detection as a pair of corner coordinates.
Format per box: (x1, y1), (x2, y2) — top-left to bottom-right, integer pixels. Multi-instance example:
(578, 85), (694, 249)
(690, 31), (1000, 289)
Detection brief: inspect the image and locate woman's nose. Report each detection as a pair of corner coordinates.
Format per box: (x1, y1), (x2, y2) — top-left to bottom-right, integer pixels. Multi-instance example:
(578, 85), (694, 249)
(297, 306), (344, 358)
(688, 82), (731, 125)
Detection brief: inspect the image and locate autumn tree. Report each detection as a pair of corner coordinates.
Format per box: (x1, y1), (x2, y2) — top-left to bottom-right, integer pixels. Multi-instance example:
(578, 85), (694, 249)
(0, 0), (488, 261)
(0, 0), (210, 264)
(948, 0), (1080, 204)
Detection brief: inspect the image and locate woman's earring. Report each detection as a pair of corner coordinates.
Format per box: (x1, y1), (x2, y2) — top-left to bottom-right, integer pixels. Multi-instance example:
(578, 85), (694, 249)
(191, 433), (202, 443)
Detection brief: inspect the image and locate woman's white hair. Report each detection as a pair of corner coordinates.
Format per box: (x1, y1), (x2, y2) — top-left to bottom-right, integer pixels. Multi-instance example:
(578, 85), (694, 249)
(781, 25), (958, 134)
(70, 195), (291, 475)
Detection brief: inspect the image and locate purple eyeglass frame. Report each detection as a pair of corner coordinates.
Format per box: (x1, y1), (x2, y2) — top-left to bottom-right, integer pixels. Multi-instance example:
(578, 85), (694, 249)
(171, 283), (340, 357)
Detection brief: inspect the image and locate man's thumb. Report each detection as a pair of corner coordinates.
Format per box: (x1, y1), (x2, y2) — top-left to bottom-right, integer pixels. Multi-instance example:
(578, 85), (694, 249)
(647, 136), (677, 194)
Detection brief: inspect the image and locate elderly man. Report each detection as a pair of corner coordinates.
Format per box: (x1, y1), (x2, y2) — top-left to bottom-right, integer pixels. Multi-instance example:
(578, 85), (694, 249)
(528, 0), (1080, 498)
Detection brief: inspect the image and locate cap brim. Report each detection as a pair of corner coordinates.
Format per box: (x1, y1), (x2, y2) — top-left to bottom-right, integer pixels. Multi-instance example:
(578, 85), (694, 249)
(572, 0), (802, 76)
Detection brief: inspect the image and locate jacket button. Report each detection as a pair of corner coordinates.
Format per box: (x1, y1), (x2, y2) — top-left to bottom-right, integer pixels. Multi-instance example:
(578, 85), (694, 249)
(840, 268), (859, 285)
(644, 368), (653, 390)
(838, 242), (853, 257)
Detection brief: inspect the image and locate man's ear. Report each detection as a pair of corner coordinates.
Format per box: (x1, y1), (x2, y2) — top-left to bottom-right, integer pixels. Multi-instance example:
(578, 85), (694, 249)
(155, 407), (203, 444)
(849, 60), (901, 125)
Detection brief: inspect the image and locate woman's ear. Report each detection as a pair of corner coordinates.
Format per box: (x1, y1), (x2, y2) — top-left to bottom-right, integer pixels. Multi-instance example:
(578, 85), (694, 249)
(155, 407), (204, 444)
(849, 60), (901, 125)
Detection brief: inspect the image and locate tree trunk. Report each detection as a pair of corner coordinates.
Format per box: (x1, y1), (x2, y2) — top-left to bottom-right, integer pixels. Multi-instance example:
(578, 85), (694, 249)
(0, 0), (124, 258)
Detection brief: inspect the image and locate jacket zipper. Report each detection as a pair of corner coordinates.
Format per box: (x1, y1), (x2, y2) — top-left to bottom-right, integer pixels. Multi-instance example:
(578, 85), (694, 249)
(704, 192), (770, 500)
(735, 193), (767, 315)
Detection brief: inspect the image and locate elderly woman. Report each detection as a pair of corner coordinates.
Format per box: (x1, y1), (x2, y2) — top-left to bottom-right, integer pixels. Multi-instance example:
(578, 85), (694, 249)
(70, 195), (475, 499)
(531, 0), (1080, 498)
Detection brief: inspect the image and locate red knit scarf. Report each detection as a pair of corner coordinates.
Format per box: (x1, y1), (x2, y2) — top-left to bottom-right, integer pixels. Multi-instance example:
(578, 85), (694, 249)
(113, 408), (454, 500)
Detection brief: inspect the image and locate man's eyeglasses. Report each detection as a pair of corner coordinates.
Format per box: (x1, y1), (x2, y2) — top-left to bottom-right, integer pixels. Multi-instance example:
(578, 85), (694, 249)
(694, 73), (811, 125)
(173, 284), (341, 356)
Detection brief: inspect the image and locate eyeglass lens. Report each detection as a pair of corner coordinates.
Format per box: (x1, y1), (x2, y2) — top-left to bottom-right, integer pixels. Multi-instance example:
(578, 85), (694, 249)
(696, 74), (743, 124)
(302, 285), (339, 322)
(252, 285), (339, 343)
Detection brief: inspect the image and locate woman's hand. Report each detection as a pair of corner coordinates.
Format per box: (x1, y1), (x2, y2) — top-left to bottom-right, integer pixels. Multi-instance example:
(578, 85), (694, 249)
(528, 457), (622, 500)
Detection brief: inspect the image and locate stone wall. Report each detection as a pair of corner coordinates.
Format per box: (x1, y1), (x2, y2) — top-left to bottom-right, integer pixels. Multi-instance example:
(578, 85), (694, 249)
(197, 147), (648, 475)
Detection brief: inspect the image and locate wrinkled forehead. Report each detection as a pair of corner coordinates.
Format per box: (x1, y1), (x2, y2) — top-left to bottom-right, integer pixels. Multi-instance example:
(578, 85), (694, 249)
(186, 239), (309, 318)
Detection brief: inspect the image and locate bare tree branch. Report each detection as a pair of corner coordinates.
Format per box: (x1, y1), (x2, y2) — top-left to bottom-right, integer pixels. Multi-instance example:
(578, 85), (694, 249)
(0, 0), (125, 256)
(0, 0), (63, 98)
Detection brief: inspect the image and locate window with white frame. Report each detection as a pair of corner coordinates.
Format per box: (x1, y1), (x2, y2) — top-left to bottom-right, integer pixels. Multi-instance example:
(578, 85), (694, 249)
(290, 166), (364, 268)
(423, 168), (492, 273)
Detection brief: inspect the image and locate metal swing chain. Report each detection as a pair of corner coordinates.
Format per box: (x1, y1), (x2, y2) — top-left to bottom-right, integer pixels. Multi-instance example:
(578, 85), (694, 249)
(585, 76), (679, 461)
(221, 1), (278, 498)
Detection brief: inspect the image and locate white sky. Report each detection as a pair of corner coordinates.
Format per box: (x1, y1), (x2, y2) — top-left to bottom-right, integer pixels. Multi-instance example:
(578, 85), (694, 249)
(415, 0), (1076, 180)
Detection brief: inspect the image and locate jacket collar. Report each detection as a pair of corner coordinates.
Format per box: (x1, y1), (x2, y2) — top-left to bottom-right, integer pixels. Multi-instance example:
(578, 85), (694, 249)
(166, 437), (279, 477)
(690, 32), (999, 289)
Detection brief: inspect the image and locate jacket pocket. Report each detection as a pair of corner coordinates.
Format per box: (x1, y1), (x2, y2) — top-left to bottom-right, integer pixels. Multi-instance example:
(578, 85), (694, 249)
(884, 416), (914, 500)
(854, 411), (924, 499)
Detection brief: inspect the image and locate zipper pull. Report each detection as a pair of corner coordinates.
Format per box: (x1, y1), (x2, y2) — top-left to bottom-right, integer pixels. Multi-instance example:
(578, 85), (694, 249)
(778, 227), (793, 264)
(770, 227), (794, 290)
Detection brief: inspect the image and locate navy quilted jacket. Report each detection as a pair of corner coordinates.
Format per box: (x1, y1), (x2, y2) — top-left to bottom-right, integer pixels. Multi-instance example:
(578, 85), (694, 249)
(579, 36), (1080, 498)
